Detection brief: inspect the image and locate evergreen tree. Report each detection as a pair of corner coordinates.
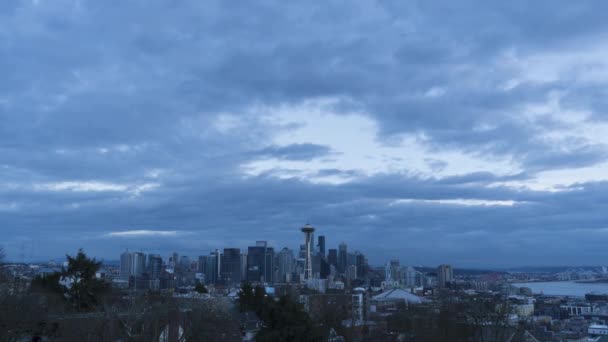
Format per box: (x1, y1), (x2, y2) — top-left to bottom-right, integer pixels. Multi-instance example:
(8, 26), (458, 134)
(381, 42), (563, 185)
(63, 249), (108, 311)
(31, 249), (108, 312)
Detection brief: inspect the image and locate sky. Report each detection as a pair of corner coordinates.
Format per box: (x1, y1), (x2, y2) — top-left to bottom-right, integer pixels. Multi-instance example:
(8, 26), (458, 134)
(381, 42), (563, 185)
(2, 0), (608, 267)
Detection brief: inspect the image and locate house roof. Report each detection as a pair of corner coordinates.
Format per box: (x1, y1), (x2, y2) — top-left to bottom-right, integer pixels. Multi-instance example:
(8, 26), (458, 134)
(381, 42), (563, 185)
(372, 288), (425, 304)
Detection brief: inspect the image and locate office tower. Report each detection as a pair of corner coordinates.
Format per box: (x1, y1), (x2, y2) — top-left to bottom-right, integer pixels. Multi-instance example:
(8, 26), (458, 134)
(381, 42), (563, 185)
(301, 224), (315, 281)
(202, 252), (219, 285)
(221, 248), (241, 285)
(356, 253), (366, 278)
(390, 259), (400, 282)
(179, 256), (191, 272)
(276, 247), (294, 283)
(437, 264), (453, 287)
(130, 252), (146, 277)
(198, 256), (207, 274)
(317, 235), (326, 258)
(312, 254), (321, 278)
(264, 247), (275, 283)
(247, 241), (266, 282)
(172, 252), (179, 269)
(403, 266), (418, 287)
(320, 257), (330, 279)
(120, 251), (132, 280)
(247, 241), (274, 283)
(346, 264), (358, 280)
(328, 249), (338, 268)
(338, 242), (347, 274)
(147, 254), (163, 279)
(240, 253), (248, 281)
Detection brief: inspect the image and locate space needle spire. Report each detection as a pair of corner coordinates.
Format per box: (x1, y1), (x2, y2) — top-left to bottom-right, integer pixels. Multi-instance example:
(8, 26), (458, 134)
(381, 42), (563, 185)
(301, 223), (315, 281)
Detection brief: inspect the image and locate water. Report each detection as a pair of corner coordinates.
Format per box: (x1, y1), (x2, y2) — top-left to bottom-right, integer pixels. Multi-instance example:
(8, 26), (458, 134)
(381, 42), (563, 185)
(512, 281), (608, 297)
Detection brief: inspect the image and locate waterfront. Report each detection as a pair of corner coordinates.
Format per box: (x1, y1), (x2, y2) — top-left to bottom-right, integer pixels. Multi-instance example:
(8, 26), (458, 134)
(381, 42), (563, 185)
(513, 281), (608, 297)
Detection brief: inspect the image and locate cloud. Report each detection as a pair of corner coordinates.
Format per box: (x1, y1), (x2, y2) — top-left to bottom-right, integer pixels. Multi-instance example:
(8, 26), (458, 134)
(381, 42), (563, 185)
(253, 143), (333, 161)
(2, 0), (608, 266)
(105, 230), (183, 238)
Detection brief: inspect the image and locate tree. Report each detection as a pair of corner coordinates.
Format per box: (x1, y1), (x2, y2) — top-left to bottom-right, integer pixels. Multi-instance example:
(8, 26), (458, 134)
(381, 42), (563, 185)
(0, 246), (6, 284)
(62, 249), (108, 311)
(194, 282), (208, 294)
(31, 249), (108, 312)
(237, 283), (322, 341)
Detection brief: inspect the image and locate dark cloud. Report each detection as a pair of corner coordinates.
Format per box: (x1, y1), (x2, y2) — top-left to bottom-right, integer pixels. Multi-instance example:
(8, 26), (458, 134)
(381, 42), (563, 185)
(254, 143), (333, 161)
(1, 0), (608, 266)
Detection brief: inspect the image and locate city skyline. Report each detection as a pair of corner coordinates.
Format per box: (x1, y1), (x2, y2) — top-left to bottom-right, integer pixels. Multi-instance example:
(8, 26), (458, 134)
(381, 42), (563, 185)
(4, 1), (608, 267)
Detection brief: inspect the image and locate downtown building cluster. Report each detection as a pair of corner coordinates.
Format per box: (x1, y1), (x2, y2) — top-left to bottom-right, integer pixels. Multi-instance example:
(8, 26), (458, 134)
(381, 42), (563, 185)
(117, 224), (373, 292)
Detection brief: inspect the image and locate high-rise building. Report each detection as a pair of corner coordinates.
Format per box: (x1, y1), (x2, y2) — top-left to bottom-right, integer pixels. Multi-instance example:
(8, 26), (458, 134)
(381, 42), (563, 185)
(240, 253), (248, 281)
(198, 255), (207, 274)
(402, 266), (419, 287)
(247, 241), (274, 283)
(356, 253), (366, 278)
(147, 254), (163, 279)
(201, 251), (220, 285)
(248, 246), (264, 282)
(221, 248), (241, 285)
(264, 247), (275, 283)
(276, 247), (294, 283)
(179, 256), (191, 272)
(338, 243), (348, 274)
(320, 257), (330, 279)
(317, 235), (326, 258)
(327, 249), (338, 268)
(437, 264), (453, 287)
(120, 251), (131, 280)
(389, 259), (401, 282)
(172, 252), (179, 270)
(130, 252), (146, 277)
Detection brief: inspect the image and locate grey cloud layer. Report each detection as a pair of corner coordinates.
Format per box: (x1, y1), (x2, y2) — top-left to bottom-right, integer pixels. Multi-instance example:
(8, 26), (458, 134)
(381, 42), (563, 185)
(1, 0), (608, 266)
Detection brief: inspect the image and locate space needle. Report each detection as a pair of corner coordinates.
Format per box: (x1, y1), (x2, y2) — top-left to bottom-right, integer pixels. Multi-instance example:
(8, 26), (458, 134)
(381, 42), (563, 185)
(301, 223), (315, 281)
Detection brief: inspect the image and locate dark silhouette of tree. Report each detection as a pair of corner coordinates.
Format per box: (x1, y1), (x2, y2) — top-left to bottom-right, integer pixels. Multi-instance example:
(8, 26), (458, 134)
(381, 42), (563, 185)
(237, 283), (323, 341)
(194, 282), (208, 294)
(30, 248), (108, 312)
(62, 249), (107, 311)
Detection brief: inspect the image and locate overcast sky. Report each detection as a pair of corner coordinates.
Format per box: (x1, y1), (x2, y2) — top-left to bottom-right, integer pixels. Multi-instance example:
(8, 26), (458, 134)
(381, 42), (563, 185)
(2, 0), (608, 267)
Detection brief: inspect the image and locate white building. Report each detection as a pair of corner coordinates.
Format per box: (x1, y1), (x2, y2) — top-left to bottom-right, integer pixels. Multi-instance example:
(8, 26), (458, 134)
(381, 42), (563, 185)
(589, 324), (608, 336)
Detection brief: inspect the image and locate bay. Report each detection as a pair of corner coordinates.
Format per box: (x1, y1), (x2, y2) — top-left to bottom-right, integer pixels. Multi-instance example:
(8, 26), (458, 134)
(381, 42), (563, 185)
(512, 281), (608, 297)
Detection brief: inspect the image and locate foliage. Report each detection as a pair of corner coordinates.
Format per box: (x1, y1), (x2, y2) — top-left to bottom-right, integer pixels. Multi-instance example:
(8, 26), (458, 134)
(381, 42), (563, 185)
(194, 282), (208, 294)
(237, 283), (323, 342)
(31, 249), (108, 312)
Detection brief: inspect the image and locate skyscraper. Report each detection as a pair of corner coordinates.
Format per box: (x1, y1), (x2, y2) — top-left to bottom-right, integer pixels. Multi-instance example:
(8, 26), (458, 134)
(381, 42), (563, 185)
(179, 256), (191, 272)
(245, 241), (275, 283)
(172, 252), (179, 270)
(317, 235), (326, 258)
(276, 247), (294, 283)
(390, 259), (401, 282)
(147, 254), (163, 279)
(240, 252), (248, 281)
(130, 252), (146, 277)
(201, 251), (220, 285)
(221, 248), (241, 285)
(327, 248), (338, 268)
(338, 242), (347, 274)
(120, 251), (131, 280)
(437, 264), (453, 287)
(320, 257), (330, 279)
(264, 247), (275, 283)
(198, 255), (207, 274)
(356, 253), (366, 278)
(247, 242), (268, 283)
